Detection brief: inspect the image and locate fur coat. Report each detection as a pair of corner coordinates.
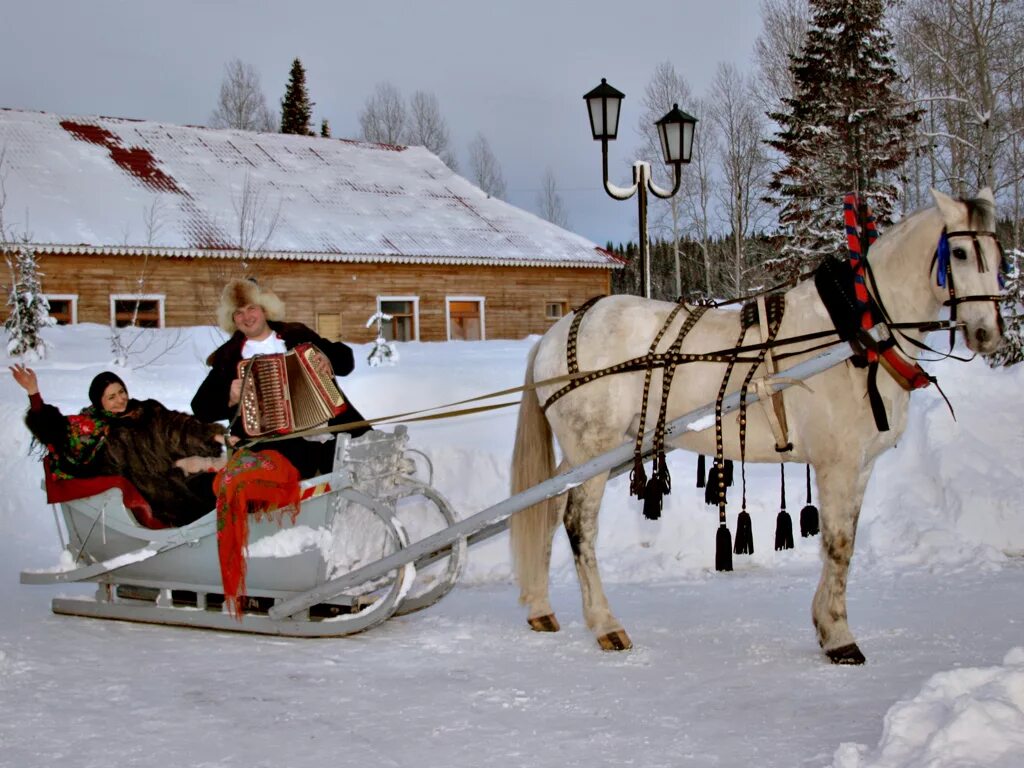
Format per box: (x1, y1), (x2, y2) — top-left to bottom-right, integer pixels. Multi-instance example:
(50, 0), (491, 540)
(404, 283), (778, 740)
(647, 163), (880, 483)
(27, 397), (226, 527)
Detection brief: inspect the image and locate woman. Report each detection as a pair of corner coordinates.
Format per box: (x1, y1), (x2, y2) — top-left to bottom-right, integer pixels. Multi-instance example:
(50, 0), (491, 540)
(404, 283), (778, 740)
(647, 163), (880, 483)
(11, 365), (232, 527)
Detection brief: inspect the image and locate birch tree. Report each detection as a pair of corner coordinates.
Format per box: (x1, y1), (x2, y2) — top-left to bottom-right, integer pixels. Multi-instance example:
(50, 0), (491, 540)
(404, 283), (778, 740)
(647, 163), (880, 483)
(359, 82), (407, 145)
(536, 167), (568, 228)
(407, 91), (458, 170)
(468, 133), (507, 199)
(708, 63), (773, 294)
(895, 0), (1024, 243)
(209, 59), (276, 132)
(753, 0), (809, 116)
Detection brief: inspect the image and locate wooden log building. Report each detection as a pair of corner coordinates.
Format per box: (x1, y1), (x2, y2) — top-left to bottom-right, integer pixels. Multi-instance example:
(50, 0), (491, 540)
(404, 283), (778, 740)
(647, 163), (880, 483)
(0, 108), (619, 342)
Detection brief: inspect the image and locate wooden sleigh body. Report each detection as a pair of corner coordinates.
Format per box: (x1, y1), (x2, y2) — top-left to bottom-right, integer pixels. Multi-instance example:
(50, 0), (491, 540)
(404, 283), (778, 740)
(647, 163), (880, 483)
(20, 426), (467, 637)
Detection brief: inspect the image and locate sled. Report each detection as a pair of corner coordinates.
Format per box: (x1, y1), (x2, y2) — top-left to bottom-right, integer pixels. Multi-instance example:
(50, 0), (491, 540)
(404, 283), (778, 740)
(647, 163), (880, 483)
(22, 345), (853, 637)
(21, 425), (467, 637)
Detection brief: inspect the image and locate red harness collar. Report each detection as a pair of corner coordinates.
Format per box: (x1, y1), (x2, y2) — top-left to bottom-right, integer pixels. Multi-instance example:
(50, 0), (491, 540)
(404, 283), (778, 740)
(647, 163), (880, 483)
(844, 194), (931, 392)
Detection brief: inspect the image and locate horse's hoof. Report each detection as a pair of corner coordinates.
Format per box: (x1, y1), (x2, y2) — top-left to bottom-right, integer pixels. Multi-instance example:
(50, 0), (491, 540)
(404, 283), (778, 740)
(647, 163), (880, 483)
(528, 614), (560, 633)
(597, 630), (633, 651)
(826, 644), (866, 665)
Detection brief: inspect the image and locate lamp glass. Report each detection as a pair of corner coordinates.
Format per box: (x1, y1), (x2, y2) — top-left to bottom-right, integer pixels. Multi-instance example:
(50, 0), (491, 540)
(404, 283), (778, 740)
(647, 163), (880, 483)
(588, 96), (621, 141)
(658, 121), (681, 164)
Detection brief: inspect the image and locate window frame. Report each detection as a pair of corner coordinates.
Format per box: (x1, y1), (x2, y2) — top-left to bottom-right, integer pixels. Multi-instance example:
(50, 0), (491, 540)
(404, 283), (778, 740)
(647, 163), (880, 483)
(545, 301), (568, 321)
(376, 295), (420, 342)
(44, 293), (78, 325)
(109, 293), (165, 329)
(444, 295), (486, 341)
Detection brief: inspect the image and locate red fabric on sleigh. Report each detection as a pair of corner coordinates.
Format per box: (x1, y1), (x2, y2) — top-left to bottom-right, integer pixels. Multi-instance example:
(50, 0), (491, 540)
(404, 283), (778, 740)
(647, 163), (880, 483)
(214, 448), (301, 619)
(43, 460), (166, 530)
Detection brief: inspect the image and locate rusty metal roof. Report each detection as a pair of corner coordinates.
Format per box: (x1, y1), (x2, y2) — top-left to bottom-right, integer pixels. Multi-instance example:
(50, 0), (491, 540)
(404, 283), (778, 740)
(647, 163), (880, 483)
(0, 108), (618, 269)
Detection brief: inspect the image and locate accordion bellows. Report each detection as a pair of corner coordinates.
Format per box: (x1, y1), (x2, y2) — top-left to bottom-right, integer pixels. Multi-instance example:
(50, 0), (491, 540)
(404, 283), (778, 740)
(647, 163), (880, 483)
(238, 343), (348, 437)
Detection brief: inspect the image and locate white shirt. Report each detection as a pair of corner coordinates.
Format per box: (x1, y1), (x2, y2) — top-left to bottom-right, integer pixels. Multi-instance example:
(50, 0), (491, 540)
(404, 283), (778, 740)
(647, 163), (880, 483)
(241, 333), (287, 360)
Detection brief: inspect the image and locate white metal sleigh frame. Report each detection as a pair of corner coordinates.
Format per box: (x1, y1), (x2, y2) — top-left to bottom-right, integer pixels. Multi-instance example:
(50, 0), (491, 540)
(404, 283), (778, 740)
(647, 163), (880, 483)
(21, 426), (467, 637)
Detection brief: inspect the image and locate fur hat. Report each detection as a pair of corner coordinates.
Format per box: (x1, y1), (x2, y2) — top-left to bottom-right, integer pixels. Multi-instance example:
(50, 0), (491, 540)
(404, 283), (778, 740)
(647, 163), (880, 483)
(88, 371), (127, 410)
(216, 278), (286, 333)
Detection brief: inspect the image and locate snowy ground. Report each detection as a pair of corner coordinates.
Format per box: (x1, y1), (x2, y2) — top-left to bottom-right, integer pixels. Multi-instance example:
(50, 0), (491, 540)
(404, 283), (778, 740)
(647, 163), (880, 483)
(0, 324), (1022, 768)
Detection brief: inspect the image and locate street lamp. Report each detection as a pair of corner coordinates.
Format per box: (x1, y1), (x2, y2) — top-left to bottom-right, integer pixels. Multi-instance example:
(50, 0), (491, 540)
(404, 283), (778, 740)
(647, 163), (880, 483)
(583, 78), (697, 299)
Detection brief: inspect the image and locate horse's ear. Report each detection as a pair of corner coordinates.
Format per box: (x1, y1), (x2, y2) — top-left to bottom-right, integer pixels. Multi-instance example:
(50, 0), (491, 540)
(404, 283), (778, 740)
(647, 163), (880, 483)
(930, 188), (962, 224)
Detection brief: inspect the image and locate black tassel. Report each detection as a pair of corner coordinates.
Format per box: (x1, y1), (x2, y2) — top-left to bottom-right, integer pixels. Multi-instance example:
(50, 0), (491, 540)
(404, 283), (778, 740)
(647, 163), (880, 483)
(657, 452), (671, 495)
(775, 511), (794, 550)
(642, 476), (666, 520)
(723, 459), (734, 487)
(733, 509), (754, 555)
(800, 465), (819, 537)
(704, 465), (728, 506)
(715, 524), (733, 572)
(629, 454), (647, 498)
(696, 454), (706, 488)
(775, 463), (794, 550)
(800, 505), (819, 537)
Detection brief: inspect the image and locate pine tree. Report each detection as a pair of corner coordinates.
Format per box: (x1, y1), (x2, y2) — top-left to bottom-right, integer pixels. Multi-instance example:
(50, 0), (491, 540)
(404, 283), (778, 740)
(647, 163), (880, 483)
(766, 0), (921, 278)
(987, 250), (1023, 367)
(5, 248), (55, 360)
(280, 58), (314, 136)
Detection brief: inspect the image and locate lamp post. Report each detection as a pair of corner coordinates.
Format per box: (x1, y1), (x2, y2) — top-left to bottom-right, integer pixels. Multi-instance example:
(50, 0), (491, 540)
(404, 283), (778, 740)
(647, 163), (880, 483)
(584, 78), (696, 299)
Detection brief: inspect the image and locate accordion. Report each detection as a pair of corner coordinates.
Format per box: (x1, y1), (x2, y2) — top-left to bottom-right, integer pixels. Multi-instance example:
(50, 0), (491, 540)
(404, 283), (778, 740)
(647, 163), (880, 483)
(237, 343), (348, 437)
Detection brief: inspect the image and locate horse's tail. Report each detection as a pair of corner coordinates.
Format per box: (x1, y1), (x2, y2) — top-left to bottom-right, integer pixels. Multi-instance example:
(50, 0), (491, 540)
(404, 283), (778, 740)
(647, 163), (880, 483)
(510, 340), (559, 605)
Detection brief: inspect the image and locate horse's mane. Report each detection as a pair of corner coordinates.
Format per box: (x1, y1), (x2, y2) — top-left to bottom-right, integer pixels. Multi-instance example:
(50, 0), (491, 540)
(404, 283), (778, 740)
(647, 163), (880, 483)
(963, 196), (996, 230)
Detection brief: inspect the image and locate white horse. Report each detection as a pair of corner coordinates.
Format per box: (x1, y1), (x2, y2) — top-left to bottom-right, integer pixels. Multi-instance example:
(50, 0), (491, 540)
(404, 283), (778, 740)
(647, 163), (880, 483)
(510, 189), (1004, 661)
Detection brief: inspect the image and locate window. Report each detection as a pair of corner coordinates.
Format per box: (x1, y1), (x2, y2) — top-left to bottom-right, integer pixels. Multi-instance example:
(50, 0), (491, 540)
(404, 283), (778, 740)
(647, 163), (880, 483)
(110, 294), (164, 328)
(446, 297), (485, 341)
(377, 297), (419, 342)
(316, 312), (342, 341)
(546, 301), (567, 320)
(44, 294), (77, 325)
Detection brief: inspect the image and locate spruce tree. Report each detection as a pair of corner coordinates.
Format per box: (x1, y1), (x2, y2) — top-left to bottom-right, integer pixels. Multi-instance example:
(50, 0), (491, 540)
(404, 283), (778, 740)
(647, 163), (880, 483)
(280, 58), (314, 136)
(766, 0), (921, 278)
(5, 248), (55, 360)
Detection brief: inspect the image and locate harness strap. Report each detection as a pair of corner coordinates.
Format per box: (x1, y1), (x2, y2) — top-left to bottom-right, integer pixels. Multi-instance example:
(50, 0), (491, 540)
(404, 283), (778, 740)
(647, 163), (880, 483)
(567, 296), (604, 375)
(841, 194), (934, 431)
(755, 294), (792, 452)
(627, 302), (707, 507)
(733, 295), (787, 547)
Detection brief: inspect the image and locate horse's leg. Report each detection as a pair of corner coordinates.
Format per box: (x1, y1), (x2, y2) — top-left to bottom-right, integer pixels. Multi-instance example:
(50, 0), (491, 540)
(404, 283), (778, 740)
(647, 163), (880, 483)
(812, 460), (874, 665)
(524, 485), (568, 633)
(563, 471), (631, 651)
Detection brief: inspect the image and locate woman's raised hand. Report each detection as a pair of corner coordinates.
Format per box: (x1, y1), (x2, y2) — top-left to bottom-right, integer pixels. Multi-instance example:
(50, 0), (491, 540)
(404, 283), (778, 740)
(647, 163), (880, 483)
(9, 364), (39, 395)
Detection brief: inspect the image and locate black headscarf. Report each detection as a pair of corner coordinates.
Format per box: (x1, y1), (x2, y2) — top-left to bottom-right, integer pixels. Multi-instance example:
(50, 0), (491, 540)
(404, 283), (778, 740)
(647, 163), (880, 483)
(88, 371), (127, 411)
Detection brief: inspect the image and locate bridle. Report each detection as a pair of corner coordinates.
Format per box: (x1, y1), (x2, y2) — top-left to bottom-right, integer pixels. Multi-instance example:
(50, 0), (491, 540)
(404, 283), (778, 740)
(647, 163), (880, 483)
(929, 228), (1007, 346)
(860, 225), (1007, 360)
(932, 228), (1007, 307)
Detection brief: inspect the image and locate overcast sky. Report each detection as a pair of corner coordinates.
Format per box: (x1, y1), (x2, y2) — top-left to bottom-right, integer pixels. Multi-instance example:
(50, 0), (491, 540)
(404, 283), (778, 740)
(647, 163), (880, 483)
(0, 0), (763, 248)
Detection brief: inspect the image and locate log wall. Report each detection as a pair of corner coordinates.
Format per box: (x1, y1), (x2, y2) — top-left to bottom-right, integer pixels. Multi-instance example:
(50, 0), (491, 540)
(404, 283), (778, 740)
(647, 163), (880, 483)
(4, 252), (612, 342)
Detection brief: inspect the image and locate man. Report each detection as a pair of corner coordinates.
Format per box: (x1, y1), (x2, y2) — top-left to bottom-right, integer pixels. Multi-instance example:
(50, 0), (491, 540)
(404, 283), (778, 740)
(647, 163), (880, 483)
(191, 278), (370, 479)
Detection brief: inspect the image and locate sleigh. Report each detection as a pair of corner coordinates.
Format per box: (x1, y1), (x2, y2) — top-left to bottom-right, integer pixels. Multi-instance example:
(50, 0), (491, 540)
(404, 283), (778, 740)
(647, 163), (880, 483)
(20, 426), (468, 637)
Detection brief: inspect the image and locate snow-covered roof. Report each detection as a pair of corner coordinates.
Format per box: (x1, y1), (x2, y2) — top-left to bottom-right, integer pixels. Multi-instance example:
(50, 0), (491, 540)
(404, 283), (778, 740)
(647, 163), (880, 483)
(0, 108), (618, 269)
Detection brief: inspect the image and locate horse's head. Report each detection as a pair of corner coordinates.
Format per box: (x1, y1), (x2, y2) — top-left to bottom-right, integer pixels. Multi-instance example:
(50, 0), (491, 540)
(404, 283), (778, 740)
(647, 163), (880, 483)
(930, 188), (1005, 355)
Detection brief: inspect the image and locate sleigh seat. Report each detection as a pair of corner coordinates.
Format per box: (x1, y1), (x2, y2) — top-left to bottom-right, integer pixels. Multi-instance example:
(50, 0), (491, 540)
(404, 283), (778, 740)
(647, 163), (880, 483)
(42, 460), (168, 530)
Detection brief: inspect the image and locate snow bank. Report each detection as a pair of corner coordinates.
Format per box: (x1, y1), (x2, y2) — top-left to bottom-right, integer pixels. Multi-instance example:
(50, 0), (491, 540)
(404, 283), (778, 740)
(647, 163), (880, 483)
(832, 647), (1024, 768)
